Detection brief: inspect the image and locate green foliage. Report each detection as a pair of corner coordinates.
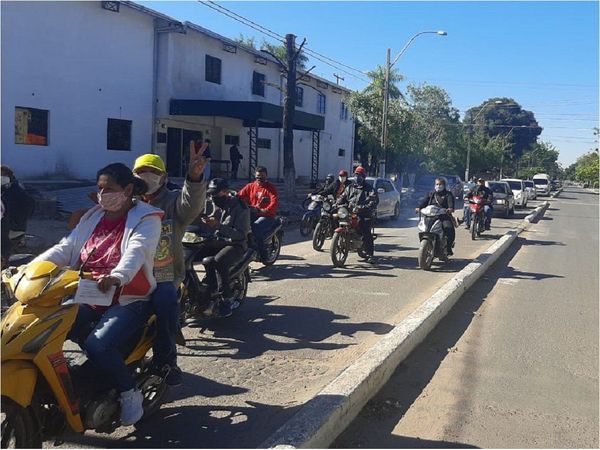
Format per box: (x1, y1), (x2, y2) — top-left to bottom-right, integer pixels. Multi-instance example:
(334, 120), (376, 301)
(573, 152), (599, 185)
(234, 34), (308, 70)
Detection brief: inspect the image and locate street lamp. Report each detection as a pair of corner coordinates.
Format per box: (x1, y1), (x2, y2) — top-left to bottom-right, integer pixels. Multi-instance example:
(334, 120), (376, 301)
(464, 100), (504, 182)
(381, 30), (447, 177)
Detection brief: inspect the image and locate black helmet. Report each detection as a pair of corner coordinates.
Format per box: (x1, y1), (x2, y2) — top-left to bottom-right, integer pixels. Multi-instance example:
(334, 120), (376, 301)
(207, 178), (229, 195)
(325, 173), (335, 183)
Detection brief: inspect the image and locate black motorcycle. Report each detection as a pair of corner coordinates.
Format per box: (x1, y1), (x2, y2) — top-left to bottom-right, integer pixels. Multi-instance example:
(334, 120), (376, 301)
(312, 196), (337, 251)
(249, 214), (285, 266)
(180, 226), (255, 322)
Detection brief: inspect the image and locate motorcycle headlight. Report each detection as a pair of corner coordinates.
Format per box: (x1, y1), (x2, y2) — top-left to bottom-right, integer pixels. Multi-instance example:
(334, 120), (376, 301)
(337, 208), (349, 220)
(323, 202), (332, 212)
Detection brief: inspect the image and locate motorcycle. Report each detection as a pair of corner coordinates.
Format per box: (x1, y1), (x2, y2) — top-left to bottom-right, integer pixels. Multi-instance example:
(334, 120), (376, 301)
(1, 261), (168, 448)
(250, 215), (285, 267)
(467, 195), (486, 240)
(180, 227), (255, 322)
(330, 205), (374, 267)
(417, 205), (452, 270)
(312, 196), (337, 251)
(300, 195), (327, 237)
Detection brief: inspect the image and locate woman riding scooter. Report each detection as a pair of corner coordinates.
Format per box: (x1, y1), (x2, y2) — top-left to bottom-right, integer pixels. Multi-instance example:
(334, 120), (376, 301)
(32, 163), (163, 426)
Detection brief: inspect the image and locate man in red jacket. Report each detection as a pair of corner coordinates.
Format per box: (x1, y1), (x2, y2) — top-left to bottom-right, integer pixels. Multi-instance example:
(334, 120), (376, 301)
(237, 166), (279, 260)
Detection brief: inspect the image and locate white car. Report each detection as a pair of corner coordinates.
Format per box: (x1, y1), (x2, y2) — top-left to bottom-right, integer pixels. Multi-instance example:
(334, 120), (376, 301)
(523, 180), (537, 200)
(501, 179), (527, 208)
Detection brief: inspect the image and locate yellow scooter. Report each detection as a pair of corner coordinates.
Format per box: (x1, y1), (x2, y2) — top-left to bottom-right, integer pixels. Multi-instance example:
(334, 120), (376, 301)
(1, 261), (168, 448)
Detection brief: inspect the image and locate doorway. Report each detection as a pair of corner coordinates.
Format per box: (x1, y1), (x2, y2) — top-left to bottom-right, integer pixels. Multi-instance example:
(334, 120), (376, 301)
(166, 128), (203, 177)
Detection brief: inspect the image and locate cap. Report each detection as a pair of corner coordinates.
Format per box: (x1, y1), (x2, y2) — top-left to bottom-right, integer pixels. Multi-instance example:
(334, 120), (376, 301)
(354, 166), (366, 176)
(339, 170), (348, 177)
(207, 178), (229, 195)
(133, 154), (166, 173)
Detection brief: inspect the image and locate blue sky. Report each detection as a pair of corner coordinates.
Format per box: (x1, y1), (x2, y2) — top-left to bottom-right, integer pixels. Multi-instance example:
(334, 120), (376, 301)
(140, 1), (599, 166)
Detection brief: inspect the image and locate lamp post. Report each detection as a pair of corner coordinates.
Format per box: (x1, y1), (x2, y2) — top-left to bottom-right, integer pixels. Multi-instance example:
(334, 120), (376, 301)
(464, 100), (503, 182)
(381, 30), (447, 177)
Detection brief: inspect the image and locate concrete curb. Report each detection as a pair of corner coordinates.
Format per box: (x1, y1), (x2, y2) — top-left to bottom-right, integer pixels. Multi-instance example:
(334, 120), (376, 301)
(261, 201), (550, 449)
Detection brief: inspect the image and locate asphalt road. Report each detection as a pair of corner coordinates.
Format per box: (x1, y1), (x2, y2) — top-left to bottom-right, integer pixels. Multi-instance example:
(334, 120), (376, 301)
(55, 199), (547, 448)
(334, 188), (599, 448)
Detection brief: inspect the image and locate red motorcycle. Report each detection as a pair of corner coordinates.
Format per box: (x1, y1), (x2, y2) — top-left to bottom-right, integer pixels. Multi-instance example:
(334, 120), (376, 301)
(468, 195), (486, 240)
(330, 205), (373, 267)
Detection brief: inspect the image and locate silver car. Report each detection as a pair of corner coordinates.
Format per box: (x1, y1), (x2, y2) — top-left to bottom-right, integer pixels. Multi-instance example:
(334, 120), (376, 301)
(350, 177), (401, 219)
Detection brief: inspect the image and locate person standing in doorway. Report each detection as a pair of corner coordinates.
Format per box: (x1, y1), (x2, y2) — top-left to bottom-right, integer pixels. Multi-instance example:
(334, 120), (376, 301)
(229, 143), (243, 180)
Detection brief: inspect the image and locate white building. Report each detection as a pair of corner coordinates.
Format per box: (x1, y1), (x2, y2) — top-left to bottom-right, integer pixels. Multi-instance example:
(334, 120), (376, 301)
(1, 1), (355, 183)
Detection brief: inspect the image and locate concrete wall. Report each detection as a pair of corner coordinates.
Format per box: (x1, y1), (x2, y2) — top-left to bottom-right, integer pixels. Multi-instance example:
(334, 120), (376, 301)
(1, 1), (354, 182)
(1, 1), (155, 179)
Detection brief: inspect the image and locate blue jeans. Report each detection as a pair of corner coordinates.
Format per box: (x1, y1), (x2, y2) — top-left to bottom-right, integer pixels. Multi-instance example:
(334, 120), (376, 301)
(150, 282), (180, 367)
(252, 216), (276, 258)
(464, 205), (493, 227)
(69, 301), (152, 393)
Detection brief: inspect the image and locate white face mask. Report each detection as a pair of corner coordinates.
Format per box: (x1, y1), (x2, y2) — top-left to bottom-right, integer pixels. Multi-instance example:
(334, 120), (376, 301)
(435, 185), (445, 192)
(135, 172), (164, 195)
(1, 176), (10, 186)
(339, 176), (347, 183)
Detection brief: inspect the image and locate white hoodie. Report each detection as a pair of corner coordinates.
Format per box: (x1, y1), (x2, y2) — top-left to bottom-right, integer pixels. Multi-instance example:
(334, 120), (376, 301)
(33, 200), (163, 305)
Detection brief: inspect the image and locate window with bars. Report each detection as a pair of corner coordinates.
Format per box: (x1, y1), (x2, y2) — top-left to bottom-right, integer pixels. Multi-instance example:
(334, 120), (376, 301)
(257, 138), (271, 149)
(205, 55), (221, 84)
(107, 118), (132, 151)
(225, 135), (240, 145)
(296, 87), (304, 107)
(252, 71), (265, 97)
(317, 93), (326, 114)
(340, 102), (349, 120)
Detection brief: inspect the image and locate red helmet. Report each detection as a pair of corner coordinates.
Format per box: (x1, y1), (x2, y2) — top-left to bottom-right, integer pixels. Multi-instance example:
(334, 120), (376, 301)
(339, 170), (348, 177)
(354, 166), (366, 176)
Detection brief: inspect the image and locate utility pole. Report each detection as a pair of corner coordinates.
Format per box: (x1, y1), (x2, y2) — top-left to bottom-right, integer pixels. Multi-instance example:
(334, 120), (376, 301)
(333, 73), (344, 85)
(262, 34), (313, 197)
(282, 33), (297, 197)
(380, 48), (391, 178)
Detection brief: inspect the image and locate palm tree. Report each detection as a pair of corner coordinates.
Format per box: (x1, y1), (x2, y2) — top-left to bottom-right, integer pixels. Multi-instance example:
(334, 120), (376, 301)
(364, 65), (403, 100)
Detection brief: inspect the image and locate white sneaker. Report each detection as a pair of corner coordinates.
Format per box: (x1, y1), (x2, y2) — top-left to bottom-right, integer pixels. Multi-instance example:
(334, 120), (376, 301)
(119, 388), (144, 426)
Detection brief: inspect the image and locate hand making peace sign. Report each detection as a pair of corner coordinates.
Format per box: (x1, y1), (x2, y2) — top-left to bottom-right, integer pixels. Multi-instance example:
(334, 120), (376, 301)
(188, 140), (209, 182)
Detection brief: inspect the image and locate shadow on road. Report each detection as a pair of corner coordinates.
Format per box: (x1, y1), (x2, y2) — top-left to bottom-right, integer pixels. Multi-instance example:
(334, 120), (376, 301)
(59, 399), (305, 448)
(181, 295), (394, 360)
(333, 236), (560, 448)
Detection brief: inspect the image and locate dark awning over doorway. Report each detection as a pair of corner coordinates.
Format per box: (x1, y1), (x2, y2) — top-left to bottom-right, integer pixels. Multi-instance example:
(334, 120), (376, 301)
(169, 99), (325, 131)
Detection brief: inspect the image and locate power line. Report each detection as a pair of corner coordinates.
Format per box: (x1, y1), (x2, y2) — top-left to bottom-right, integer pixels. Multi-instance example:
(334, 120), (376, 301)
(197, 1), (369, 83)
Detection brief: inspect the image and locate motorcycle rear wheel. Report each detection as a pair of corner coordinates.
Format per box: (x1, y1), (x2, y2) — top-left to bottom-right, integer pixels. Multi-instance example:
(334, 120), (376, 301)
(1, 397), (42, 449)
(312, 221), (327, 251)
(262, 233), (282, 266)
(330, 232), (348, 268)
(418, 239), (434, 271)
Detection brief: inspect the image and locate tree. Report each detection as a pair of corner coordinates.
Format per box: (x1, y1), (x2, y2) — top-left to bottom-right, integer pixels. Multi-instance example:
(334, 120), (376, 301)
(234, 34), (308, 70)
(465, 98), (543, 160)
(573, 152), (599, 186)
(519, 141), (561, 179)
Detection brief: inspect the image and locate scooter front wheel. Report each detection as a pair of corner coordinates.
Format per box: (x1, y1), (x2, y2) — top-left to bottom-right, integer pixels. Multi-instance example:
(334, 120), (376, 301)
(418, 239), (434, 270)
(1, 397), (42, 449)
(330, 232), (348, 268)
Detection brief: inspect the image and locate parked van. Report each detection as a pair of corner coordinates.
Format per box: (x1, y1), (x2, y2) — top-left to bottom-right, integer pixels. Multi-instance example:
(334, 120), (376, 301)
(501, 178), (527, 208)
(532, 173), (551, 196)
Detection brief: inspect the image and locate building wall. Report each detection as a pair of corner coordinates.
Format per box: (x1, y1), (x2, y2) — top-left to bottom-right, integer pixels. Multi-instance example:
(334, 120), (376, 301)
(1, 1), (354, 182)
(158, 25), (354, 182)
(1, 1), (155, 179)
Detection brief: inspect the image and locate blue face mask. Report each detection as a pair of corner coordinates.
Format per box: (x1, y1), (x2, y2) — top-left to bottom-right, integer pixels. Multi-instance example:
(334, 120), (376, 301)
(356, 175), (365, 184)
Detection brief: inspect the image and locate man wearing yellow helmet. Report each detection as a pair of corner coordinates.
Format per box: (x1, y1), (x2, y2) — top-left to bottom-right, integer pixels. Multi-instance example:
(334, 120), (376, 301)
(132, 141), (208, 386)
